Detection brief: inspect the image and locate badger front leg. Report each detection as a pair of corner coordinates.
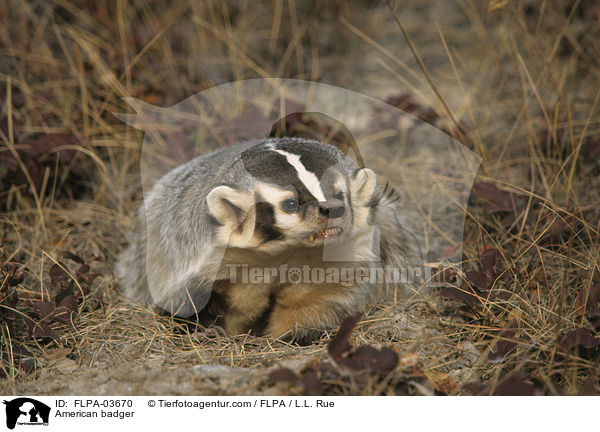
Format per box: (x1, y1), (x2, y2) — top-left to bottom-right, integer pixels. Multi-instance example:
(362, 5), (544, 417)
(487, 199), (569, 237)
(266, 283), (363, 342)
(221, 283), (272, 336)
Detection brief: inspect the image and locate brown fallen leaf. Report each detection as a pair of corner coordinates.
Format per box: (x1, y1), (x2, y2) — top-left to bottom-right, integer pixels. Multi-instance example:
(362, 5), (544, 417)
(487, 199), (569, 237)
(575, 283), (600, 316)
(488, 370), (536, 396)
(55, 294), (78, 321)
(76, 263), (90, 279)
(24, 316), (58, 340)
(300, 369), (321, 395)
(7, 270), (25, 287)
(480, 248), (500, 278)
(578, 371), (599, 396)
(581, 137), (600, 161)
(268, 367), (298, 384)
(32, 301), (55, 319)
(327, 312), (362, 359)
(49, 263), (67, 288)
(62, 251), (85, 264)
(337, 345), (398, 374)
(472, 182), (517, 214)
(440, 285), (484, 306)
(466, 270), (491, 292)
(488, 322), (518, 363)
(559, 328), (600, 350)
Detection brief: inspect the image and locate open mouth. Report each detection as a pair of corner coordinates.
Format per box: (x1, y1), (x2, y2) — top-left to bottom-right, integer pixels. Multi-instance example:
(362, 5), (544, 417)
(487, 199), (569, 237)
(307, 227), (343, 244)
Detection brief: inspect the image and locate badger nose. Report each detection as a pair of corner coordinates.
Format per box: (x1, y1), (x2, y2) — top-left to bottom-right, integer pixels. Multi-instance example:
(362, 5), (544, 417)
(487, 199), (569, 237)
(318, 203), (345, 219)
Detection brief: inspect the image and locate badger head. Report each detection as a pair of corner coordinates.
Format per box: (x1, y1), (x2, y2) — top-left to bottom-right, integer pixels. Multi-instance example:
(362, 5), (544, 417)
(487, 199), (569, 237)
(206, 138), (378, 253)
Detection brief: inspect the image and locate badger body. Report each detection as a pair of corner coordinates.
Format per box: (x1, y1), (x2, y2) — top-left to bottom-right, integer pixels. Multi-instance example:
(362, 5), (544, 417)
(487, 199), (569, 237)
(116, 137), (417, 341)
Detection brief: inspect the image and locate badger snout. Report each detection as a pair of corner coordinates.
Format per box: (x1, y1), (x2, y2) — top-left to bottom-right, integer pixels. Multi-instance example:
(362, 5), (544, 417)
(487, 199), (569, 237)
(317, 200), (346, 219)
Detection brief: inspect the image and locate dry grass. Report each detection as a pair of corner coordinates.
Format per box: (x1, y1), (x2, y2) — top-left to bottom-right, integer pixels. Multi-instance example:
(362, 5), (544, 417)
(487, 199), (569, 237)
(1, 0), (599, 395)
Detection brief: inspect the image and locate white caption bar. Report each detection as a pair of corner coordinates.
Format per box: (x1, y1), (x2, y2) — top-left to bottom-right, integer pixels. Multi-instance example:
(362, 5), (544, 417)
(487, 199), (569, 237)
(0, 396), (593, 431)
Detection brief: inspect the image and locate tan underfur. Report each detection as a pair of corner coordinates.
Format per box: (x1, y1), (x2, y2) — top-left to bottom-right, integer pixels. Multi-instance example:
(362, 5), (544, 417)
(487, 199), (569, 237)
(265, 275), (367, 338)
(211, 225), (378, 338)
(218, 282), (272, 335)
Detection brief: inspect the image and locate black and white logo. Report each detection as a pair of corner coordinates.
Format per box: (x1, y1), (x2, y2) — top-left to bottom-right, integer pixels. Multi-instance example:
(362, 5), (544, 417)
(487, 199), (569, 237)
(3, 398), (50, 430)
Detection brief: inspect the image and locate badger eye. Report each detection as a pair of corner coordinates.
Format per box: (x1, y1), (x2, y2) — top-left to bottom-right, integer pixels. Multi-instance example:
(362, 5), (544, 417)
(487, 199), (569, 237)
(334, 191), (344, 200)
(281, 198), (299, 213)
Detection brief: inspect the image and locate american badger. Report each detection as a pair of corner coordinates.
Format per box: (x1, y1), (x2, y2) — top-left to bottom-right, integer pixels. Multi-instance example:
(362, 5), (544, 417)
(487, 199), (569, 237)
(116, 137), (417, 342)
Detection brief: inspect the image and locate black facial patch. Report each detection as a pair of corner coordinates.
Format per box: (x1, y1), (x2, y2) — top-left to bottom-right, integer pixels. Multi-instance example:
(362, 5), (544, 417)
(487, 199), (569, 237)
(254, 198), (283, 242)
(241, 139), (342, 202)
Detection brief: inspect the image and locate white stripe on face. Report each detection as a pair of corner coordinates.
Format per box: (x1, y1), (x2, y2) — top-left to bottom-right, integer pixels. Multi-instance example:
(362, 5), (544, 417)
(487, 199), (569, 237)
(271, 148), (326, 202)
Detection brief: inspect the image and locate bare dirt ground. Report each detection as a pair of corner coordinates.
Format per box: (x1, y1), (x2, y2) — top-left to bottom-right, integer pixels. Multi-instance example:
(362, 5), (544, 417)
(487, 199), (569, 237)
(1, 0), (599, 395)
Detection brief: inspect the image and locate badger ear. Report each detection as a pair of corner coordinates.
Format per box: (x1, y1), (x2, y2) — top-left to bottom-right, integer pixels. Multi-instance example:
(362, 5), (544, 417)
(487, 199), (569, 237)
(351, 168), (377, 206)
(206, 186), (257, 246)
(206, 186), (253, 227)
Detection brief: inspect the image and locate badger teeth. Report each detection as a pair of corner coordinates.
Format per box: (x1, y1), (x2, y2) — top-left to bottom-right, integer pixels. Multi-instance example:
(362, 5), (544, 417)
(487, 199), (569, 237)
(306, 227), (342, 243)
